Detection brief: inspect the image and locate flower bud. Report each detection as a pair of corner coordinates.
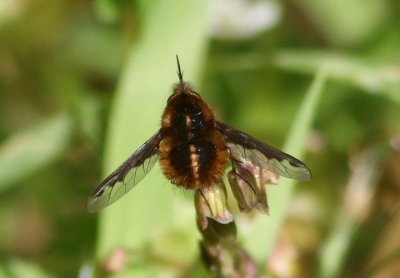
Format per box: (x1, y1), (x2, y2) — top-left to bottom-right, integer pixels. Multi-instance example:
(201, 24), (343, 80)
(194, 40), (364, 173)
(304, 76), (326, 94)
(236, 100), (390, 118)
(195, 181), (233, 230)
(228, 158), (279, 214)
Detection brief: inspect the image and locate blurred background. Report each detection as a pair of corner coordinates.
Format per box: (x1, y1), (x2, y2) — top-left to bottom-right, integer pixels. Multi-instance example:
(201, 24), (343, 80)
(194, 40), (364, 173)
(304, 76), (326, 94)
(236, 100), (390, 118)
(0, 0), (399, 277)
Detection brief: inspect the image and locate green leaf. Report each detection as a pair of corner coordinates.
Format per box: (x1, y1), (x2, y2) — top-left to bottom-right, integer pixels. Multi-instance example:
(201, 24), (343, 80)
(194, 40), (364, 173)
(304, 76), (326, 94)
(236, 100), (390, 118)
(242, 67), (328, 262)
(318, 145), (387, 278)
(274, 50), (400, 103)
(294, 0), (387, 46)
(94, 0), (210, 277)
(0, 258), (55, 278)
(0, 113), (72, 193)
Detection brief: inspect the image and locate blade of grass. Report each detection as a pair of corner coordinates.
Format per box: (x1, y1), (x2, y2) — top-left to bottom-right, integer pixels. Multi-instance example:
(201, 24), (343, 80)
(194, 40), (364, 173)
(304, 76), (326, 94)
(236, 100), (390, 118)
(318, 145), (387, 278)
(294, 0), (386, 46)
(94, 0), (209, 277)
(1, 258), (55, 278)
(0, 113), (72, 193)
(274, 50), (400, 103)
(363, 246), (400, 277)
(242, 67), (328, 261)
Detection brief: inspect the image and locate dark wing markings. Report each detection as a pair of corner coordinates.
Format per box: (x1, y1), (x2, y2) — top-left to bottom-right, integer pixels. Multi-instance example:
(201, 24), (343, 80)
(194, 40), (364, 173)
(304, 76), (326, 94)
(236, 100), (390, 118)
(215, 121), (311, 181)
(87, 130), (162, 212)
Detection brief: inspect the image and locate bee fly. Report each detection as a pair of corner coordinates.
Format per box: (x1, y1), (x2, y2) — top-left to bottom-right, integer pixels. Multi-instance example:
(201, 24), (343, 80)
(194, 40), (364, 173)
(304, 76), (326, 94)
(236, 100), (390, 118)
(87, 56), (311, 212)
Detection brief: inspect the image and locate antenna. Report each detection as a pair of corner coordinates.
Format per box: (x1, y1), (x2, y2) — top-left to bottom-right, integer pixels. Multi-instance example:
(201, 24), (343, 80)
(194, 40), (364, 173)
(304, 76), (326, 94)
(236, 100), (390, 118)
(176, 55), (184, 83)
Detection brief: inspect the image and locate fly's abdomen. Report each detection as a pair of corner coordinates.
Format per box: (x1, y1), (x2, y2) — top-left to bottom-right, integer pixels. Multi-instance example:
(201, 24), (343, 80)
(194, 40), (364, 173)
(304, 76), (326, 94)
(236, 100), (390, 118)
(169, 141), (215, 186)
(159, 131), (228, 189)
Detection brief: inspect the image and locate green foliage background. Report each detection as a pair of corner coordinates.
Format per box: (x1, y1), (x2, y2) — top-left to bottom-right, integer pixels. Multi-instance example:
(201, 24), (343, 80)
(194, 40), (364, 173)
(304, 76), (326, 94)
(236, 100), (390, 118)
(0, 0), (399, 277)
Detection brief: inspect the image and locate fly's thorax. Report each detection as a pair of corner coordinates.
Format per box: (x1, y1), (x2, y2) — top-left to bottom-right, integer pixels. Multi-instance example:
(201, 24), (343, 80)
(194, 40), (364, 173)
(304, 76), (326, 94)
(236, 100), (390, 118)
(161, 90), (215, 140)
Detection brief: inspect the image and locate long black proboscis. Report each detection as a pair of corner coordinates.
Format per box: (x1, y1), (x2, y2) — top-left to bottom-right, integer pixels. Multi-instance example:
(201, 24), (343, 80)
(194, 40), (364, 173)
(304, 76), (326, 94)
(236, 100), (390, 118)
(176, 55), (184, 83)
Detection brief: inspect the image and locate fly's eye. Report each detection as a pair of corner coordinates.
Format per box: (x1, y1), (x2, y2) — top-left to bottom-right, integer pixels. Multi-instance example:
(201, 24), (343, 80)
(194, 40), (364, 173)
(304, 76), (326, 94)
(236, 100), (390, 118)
(167, 94), (176, 103)
(190, 91), (201, 98)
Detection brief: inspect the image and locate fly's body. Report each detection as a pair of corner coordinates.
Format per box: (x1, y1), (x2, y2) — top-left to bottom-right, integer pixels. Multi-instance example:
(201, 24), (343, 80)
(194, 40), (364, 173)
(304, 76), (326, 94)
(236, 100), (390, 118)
(159, 83), (228, 189)
(87, 56), (311, 213)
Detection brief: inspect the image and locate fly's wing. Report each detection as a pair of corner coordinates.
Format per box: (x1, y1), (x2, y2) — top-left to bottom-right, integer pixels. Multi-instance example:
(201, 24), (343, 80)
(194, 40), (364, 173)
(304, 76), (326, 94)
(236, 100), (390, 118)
(87, 130), (162, 212)
(215, 121), (311, 181)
